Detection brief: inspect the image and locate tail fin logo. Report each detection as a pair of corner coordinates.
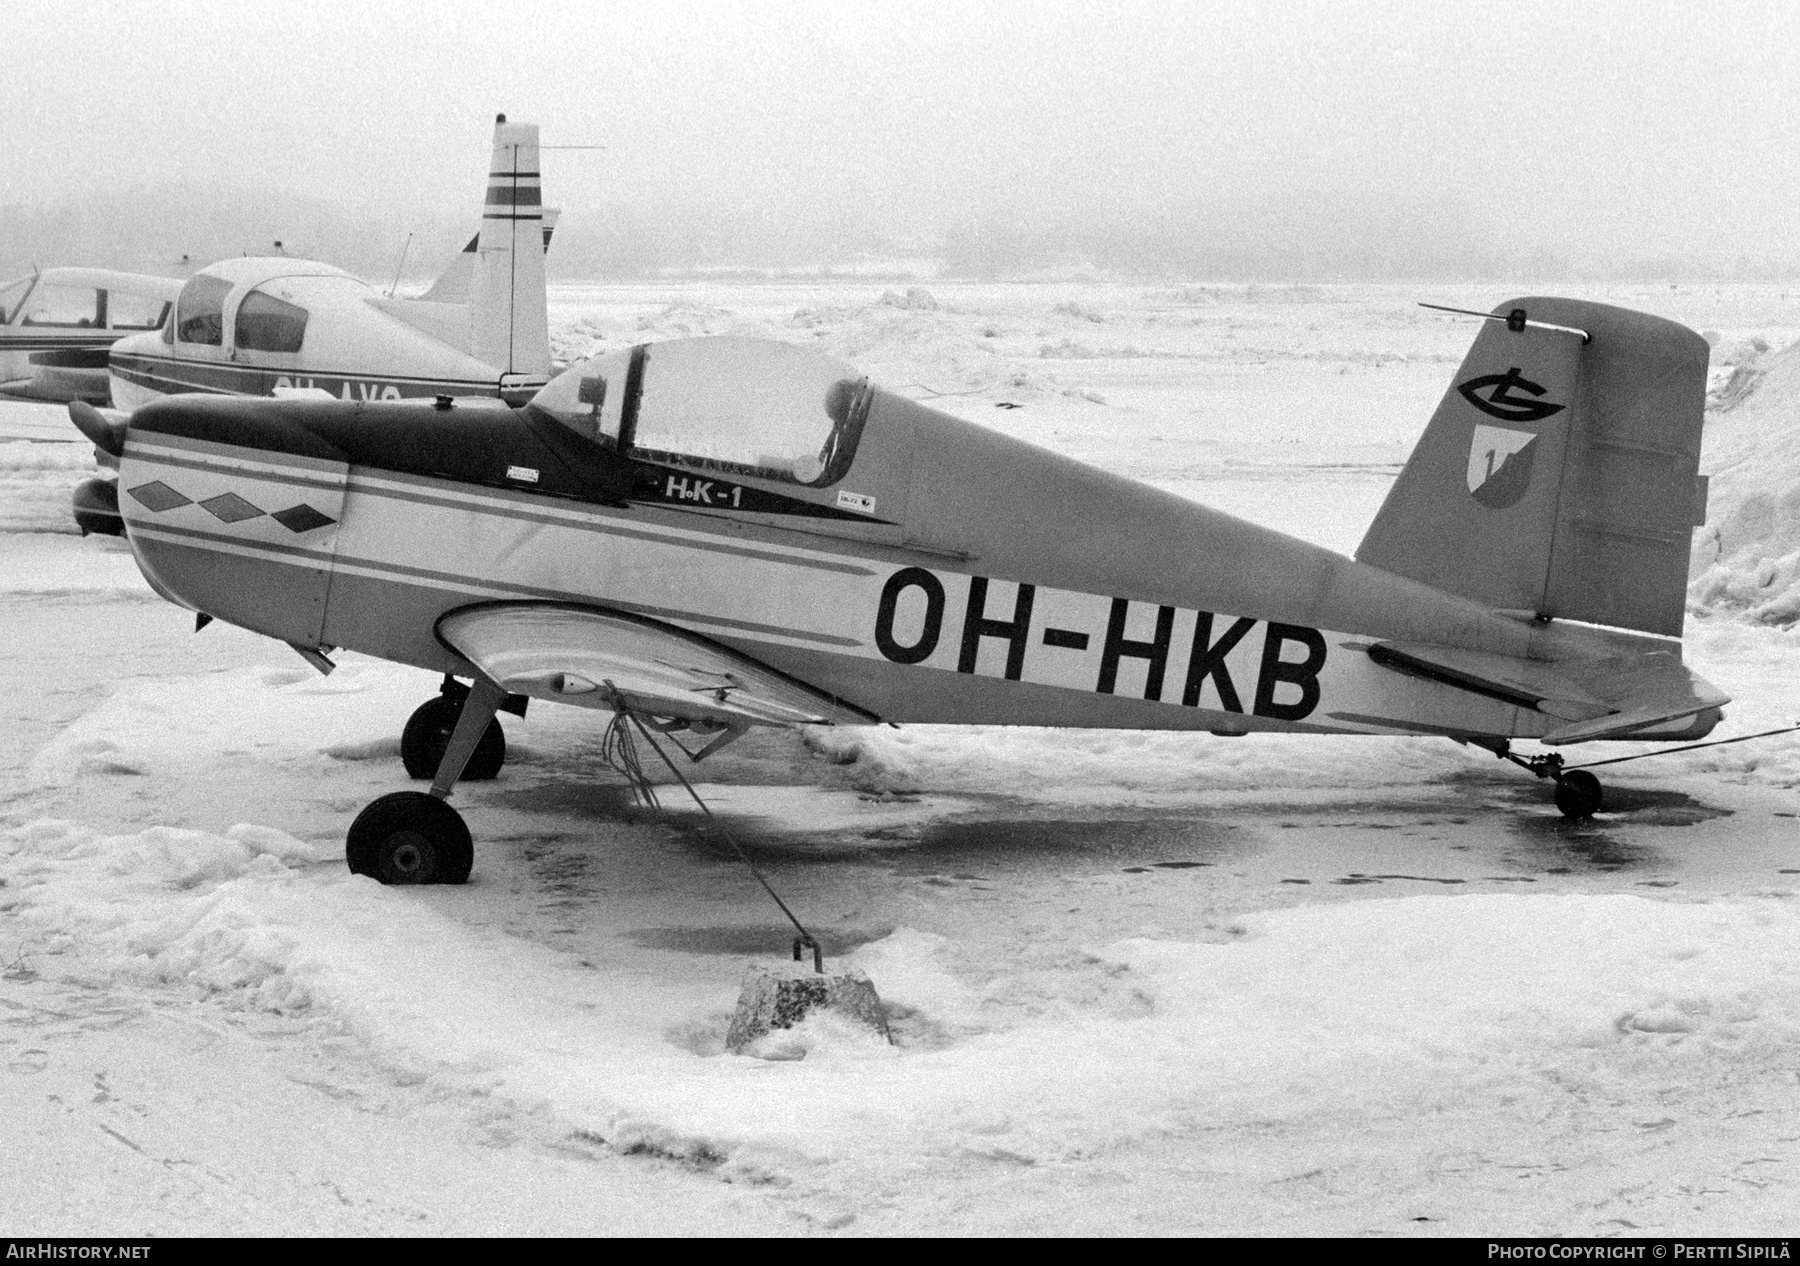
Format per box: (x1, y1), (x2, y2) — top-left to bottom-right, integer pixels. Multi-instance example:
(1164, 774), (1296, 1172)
(1457, 367), (1566, 422)
(1467, 424), (1538, 509)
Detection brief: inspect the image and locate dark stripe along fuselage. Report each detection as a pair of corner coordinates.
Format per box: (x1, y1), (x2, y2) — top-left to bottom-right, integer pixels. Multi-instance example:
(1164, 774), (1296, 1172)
(128, 395), (893, 524)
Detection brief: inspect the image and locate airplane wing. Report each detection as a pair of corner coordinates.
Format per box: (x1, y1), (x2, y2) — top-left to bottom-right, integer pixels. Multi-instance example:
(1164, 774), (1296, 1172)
(1366, 640), (1730, 744)
(437, 602), (879, 729)
(0, 348), (113, 405)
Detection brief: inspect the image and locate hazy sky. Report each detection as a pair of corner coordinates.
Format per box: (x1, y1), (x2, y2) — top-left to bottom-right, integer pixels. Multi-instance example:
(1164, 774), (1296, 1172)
(5, 0), (1799, 266)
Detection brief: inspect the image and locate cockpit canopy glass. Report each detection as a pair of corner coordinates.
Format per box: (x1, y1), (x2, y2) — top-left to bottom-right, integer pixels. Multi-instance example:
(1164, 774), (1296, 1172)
(532, 336), (872, 488)
(107, 289), (172, 331)
(235, 288), (308, 353)
(0, 275), (34, 325)
(175, 274), (233, 346)
(19, 284), (101, 327)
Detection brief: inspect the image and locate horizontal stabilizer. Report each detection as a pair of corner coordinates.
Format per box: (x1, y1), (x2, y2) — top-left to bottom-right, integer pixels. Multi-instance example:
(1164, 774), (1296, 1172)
(420, 209), (558, 305)
(1540, 696), (1723, 745)
(1366, 640), (1729, 744)
(1538, 652), (1730, 743)
(437, 602), (877, 729)
(1365, 642), (1611, 721)
(365, 296), (471, 355)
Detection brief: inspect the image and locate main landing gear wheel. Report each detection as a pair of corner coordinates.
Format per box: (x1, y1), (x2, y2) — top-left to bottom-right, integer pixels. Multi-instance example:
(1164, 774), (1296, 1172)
(401, 695), (505, 781)
(346, 791), (474, 885)
(1553, 769), (1604, 820)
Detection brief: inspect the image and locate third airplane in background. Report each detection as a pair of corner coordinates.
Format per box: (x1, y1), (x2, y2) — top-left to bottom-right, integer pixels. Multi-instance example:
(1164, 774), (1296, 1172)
(0, 268), (182, 405)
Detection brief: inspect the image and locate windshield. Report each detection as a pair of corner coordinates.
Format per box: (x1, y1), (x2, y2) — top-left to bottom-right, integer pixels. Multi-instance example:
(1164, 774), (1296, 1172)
(20, 283), (101, 327)
(235, 288), (308, 353)
(175, 274), (233, 345)
(533, 336), (871, 487)
(108, 289), (172, 331)
(0, 275), (32, 325)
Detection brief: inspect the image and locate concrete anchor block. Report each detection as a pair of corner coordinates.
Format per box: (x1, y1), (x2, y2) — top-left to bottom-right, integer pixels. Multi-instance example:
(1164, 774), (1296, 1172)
(726, 962), (892, 1054)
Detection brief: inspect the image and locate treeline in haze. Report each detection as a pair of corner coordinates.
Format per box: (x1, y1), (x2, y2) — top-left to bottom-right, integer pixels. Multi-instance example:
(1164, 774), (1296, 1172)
(5, 186), (1796, 285)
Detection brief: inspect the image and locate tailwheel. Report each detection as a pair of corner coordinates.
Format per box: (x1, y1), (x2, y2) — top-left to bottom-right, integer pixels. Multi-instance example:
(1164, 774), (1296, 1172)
(1553, 769), (1604, 820)
(401, 693), (505, 780)
(1491, 742), (1604, 819)
(346, 791), (474, 885)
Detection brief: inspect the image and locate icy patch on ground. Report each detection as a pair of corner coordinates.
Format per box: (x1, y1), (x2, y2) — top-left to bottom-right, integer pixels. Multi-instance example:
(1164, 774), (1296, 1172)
(654, 784), (974, 835)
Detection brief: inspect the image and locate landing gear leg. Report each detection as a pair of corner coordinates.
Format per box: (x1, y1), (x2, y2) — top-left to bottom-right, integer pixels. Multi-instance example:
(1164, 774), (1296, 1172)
(1493, 742), (1604, 820)
(348, 678), (508, 885)
(400, 677), (506, 780)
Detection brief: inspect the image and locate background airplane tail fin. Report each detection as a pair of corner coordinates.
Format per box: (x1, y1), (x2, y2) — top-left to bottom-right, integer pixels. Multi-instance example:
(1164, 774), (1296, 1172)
(1355, 298), (1710, 638)
(421, 209), (558, 305)
(468, 115), (552, 378)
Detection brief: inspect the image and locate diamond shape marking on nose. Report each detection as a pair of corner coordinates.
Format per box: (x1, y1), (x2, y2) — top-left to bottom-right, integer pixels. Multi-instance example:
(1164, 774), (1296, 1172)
(199, 492), (266, 523)
(271, 504), (337, 533)
(126, 481), (192, 512)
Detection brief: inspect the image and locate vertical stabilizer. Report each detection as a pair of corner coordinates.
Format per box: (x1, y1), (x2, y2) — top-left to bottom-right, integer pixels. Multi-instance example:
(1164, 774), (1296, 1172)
(469, 115), (552, 379)
(1355, 299), (1709, 637)
(421, 210), (557, 305)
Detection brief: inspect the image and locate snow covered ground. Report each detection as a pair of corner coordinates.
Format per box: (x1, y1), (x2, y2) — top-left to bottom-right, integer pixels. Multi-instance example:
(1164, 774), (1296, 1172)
(4, 281), (1800, 1236)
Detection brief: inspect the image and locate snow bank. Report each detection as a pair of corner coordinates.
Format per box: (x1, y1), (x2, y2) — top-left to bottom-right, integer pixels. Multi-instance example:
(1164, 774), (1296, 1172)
(1691, 336), (1800, 622)
(9, 809), (1796, 1179)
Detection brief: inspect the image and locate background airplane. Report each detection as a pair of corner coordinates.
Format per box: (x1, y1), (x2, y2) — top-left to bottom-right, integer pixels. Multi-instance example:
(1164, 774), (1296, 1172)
(109, 114), (554, 411)
(0, 267), (182, 405)
(71, 296), (1724, 884)
(69, 114), (556, 536)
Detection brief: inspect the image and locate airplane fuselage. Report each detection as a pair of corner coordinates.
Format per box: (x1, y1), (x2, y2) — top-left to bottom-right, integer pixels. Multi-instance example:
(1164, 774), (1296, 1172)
(110, 390), (1708, 744)
(107, 257), (549, 412)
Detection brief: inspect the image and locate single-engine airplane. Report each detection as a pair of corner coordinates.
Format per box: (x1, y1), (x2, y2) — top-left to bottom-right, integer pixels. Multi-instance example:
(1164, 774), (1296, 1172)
(0, 268), (182, 405)
(72, 114), (556, 535)
(71, 297), (1725, 884)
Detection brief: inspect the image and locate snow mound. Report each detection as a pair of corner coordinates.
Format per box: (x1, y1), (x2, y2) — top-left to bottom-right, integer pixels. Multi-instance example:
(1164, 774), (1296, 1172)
(7, 819), (1798, 1178)
(1691, 337), (1800, 622)
(1703, 331), (1774, 411)
(634, 301), (738, 337)
(877, 287), (939, 311)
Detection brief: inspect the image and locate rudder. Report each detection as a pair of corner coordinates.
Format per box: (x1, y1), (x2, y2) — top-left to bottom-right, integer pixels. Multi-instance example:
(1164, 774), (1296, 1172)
(469, 114), (552, 380)
(1355, 298), (1709, 637)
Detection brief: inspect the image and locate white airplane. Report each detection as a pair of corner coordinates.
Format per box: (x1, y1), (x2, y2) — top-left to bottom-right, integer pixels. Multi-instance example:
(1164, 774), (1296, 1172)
(109, 114), (553, 412)
(0, 267), (182, 405)
(70, 114), (556, 536)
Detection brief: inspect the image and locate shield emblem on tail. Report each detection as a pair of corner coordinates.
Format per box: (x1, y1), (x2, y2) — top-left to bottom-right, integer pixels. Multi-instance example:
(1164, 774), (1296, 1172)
(1467, 424), (1537, 509)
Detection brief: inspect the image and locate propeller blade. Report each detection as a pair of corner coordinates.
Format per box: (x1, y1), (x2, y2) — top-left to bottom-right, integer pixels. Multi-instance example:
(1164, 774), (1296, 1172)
(67, 401), (126, 458)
